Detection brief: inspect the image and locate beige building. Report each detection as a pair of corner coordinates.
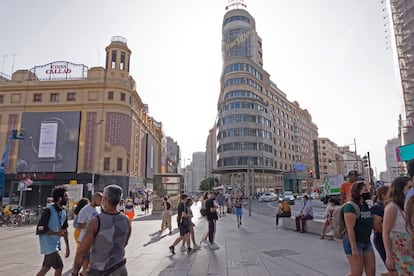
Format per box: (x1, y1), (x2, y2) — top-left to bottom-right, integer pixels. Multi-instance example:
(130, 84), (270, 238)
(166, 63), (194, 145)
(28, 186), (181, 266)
(0, 36), (163, 207)
(208, 7), (318, 195)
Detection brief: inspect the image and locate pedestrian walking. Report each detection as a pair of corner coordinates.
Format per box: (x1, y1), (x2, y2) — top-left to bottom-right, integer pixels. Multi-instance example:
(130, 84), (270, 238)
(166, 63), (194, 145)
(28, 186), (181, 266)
(35, 186), (70, 276)
(186, 198), (201, 250)
(71, 184), (131, 276)
(383, 176), (414, 275)
(205, 191), (219, 249)
(343, 181), (375, 276)
(217, 191), (225, 215)
(234, 191), (243, 228)
(125, 198), (135, 220)
(160, 196), (172, 235)
(75, 192), (102, 275)
(72, 198), (89, 248)
(168, 194), (196, 255)
(371, 185), (388, 265)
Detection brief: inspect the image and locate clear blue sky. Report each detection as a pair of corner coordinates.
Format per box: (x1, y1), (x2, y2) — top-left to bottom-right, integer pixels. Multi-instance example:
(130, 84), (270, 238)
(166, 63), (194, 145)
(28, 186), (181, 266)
(0, 0), (401, 175)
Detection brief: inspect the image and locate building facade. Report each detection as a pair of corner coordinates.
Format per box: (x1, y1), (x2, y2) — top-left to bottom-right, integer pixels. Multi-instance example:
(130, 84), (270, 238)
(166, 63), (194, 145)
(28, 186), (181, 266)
(0, 36), (163, 207)
(384, 137), (400, 182)
(210, 6), (318, 195)
(389, 0), (414, 144)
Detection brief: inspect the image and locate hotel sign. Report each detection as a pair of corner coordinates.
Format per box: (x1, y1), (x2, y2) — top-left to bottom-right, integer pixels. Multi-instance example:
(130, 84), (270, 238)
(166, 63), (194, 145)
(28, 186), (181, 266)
(30, 61), (88, 81)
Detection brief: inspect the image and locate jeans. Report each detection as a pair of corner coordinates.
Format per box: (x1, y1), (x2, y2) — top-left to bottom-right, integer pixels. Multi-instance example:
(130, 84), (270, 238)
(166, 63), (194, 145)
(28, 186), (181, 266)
(208, 219), (216, 244)
(373, 232), (386, 264)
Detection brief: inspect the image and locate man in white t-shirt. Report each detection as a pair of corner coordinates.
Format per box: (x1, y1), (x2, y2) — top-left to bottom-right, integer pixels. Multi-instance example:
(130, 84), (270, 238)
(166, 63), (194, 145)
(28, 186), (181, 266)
(75, 192), (102, 275)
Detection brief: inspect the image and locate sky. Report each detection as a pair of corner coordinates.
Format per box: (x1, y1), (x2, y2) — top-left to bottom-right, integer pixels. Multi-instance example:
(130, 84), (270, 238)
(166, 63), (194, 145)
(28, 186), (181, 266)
(0, 0), (402, 175)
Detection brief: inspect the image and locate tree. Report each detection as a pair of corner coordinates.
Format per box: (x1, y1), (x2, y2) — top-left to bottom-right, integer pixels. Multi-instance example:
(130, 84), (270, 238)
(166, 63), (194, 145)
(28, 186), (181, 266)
(199, 177), (214, 191)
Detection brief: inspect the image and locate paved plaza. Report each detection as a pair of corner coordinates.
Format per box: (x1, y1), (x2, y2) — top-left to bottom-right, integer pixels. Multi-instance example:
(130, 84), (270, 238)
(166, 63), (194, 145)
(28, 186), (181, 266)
(0, 203), (386, 276)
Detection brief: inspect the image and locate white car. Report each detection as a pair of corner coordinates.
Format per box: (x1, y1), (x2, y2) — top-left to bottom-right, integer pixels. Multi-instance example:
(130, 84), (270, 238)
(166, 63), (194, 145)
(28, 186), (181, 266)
(278, 191), (295, 205)
(310, 192), (319, 200)
(259, 192), (277, 202)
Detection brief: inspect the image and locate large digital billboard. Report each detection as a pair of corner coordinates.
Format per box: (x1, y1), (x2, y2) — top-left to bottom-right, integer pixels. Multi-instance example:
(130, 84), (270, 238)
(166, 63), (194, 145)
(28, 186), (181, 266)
(17, 111), (81, 172)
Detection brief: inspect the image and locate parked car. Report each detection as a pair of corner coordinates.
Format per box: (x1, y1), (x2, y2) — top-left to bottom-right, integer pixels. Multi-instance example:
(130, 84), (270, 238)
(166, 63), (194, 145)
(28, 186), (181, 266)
(310, 192), (319, 200)
(259, 192), (277, 202)
(278, 191), (295, 205)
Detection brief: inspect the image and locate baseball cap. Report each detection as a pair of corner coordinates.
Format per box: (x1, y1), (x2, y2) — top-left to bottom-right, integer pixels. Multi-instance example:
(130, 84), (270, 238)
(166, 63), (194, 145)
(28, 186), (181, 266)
(348, 170), (359, 176)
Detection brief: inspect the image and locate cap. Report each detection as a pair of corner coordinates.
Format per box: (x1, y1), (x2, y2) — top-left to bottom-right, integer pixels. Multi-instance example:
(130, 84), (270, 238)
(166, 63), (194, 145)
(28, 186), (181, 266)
(348, 170), (359, 176)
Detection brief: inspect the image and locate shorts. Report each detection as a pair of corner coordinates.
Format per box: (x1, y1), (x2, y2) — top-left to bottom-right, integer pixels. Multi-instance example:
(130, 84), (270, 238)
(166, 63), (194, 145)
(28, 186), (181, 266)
(235, 207), (242, 217)
(179, 225), (190, 236)
(42, 251), (63, 269)
(342, 235), (373, 256)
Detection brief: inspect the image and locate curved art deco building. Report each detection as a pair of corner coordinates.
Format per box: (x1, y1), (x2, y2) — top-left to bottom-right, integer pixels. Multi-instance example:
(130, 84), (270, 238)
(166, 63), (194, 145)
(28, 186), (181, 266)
(211, 7), (318, 194)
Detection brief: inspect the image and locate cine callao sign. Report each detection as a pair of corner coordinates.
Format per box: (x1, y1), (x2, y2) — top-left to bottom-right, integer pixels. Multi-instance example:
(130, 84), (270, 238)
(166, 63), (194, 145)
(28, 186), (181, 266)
(45, 63), (71, 74)
(30, 61), (88, 81)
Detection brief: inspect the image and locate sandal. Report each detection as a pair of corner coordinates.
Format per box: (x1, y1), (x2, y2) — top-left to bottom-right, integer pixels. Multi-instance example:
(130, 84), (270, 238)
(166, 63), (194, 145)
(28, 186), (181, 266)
(320, 235), (325, 239)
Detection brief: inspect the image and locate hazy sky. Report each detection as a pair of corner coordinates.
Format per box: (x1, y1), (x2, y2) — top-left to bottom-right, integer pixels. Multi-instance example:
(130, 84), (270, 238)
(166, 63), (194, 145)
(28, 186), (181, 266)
(0, 0), (401, 174)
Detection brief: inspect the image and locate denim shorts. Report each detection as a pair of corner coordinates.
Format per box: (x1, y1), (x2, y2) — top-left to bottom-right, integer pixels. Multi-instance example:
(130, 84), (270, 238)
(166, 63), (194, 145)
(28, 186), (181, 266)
(342, 235), (373, 256)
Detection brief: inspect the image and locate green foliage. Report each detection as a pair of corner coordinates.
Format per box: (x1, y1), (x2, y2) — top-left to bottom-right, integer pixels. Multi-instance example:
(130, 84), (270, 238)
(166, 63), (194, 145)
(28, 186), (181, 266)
(199, 177), (214, 191)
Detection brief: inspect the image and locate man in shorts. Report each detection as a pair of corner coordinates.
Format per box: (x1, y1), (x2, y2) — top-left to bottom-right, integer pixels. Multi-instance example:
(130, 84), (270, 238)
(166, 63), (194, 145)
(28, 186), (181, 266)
(36, 186), (70, 276)
(169, 194), (195, 255)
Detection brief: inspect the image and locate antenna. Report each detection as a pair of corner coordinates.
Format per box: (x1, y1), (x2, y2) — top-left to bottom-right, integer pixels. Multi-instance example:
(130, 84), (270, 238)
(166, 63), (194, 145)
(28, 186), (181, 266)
(11, 54), (15, 76)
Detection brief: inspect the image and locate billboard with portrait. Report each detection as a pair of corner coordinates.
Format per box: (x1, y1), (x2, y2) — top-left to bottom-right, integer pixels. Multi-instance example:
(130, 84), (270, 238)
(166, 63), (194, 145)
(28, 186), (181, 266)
(17, 111), (81, 172)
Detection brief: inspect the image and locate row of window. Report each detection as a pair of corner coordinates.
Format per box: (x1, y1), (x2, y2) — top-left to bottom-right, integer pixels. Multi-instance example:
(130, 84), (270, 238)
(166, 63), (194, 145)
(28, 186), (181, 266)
(224, 90), (263, 101)
(217, 128), (272, 140)
(223, 15), (250, 26)
(103, 157), (128, 172)
(221, 101), (267, 113)
(223, 63), (263, 80)
(217, 156), (274, 167)
(224, 77), (263, 92)
(217, 114), (271, 127)
(0, 90), (132, 104)
(217, 142), (273, 153)
(33, 92), (76, 102)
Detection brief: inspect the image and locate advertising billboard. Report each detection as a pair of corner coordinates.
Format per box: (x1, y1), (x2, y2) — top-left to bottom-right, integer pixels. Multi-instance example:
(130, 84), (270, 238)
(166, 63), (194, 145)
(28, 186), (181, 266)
(17, 111), (81, 172)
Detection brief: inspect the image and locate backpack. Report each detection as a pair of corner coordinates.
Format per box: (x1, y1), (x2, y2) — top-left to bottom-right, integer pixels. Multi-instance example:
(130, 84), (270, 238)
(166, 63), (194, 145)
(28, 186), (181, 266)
(332, 201), (360, 240)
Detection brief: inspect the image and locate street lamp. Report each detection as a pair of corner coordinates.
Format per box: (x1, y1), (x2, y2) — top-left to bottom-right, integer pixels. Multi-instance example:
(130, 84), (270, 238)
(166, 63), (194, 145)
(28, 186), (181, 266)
(88, 119), (103, 195)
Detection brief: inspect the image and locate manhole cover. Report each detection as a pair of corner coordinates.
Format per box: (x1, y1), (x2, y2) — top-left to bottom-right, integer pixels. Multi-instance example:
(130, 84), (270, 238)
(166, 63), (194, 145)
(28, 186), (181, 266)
(262, 249), (299, 257)
(231, 258), (261, 268)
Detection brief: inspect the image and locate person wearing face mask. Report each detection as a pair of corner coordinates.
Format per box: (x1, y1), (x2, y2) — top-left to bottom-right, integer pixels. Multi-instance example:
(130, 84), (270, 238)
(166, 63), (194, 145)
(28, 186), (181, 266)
(383, 176), (414, 275)
(342, 181), (375, 276)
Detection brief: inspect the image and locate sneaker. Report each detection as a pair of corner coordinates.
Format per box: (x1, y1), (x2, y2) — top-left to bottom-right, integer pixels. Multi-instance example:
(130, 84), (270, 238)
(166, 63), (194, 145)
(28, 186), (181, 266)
(169, 246), (175, 255)
(180, 245), (187, 252)
(187, 248), (196, 255)
(193, 244), (201, 250)
(201, 239), (209, 245)
(209, 243), (220, 250)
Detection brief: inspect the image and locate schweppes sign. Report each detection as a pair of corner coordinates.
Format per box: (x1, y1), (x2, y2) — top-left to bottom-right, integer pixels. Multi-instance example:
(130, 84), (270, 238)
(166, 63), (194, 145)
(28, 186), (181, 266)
(224, 31), (250, 52)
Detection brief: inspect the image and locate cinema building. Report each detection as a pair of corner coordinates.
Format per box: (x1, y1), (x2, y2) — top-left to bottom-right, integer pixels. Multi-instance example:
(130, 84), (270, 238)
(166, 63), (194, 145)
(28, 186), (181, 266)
(0, 36), (163, 207)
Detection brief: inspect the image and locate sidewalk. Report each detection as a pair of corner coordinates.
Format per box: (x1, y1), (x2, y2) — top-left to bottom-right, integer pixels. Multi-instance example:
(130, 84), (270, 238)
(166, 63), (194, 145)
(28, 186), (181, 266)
(0, 203), (386, 276)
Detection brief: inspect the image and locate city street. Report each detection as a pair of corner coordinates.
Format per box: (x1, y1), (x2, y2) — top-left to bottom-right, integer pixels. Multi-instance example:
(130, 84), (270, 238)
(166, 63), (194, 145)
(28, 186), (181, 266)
(0, 201), (386, 276)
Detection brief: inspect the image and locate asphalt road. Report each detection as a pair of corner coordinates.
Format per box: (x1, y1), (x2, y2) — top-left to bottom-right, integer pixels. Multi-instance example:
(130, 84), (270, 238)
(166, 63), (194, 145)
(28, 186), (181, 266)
(246, 198), (327, 219)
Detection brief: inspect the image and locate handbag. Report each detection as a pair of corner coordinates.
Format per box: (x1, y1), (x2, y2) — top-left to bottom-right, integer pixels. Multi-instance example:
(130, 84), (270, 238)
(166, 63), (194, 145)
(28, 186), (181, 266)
(200, 208), (207, 217)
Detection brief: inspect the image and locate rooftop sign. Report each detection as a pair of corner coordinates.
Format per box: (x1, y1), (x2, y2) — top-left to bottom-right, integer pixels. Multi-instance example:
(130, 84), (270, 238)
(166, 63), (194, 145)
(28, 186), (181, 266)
(30, 61), (88, 81)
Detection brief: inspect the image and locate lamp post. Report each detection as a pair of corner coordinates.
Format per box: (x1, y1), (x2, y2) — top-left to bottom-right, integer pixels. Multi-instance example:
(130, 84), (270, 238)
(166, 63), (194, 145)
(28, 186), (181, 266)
(88, 119), (103, 195)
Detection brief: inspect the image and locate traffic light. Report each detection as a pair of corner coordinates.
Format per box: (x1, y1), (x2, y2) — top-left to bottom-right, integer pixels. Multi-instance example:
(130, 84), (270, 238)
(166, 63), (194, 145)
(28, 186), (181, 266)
(363, 155), (369, 168)
(309, 170), (313, 178)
